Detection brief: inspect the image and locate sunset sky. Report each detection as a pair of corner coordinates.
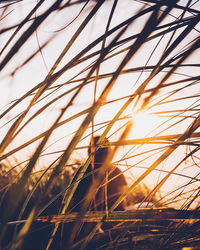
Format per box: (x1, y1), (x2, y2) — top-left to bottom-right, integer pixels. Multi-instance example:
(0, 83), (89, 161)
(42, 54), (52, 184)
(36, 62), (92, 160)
(1, 0), (200, 208)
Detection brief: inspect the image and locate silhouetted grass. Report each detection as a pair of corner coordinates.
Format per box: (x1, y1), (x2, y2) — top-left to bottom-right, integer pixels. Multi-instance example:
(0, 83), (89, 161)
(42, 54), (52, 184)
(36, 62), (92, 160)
(0, 0), (200, 249)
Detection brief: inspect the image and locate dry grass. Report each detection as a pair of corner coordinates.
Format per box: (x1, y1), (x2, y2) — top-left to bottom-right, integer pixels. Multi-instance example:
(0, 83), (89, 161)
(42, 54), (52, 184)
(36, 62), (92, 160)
(0, 0), (200, 249)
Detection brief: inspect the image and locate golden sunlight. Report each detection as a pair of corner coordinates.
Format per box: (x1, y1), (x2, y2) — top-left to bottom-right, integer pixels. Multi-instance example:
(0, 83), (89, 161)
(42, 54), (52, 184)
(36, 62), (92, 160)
(131, 111), (160, 138)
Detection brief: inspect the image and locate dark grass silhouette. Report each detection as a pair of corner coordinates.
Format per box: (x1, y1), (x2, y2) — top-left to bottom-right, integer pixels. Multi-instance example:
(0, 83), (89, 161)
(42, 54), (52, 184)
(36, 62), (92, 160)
(0, 158), (199, 250)
(1, 136), (128, 250)
(0, 167), (71, 250)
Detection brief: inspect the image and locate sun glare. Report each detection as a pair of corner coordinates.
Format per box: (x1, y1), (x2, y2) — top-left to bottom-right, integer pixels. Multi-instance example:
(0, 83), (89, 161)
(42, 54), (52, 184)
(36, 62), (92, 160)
(131, 112), (159, 138)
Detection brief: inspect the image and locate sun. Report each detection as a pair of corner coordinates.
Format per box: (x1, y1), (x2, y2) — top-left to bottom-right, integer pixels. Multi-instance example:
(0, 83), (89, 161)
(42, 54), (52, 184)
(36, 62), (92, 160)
(130, 111), (160, 138)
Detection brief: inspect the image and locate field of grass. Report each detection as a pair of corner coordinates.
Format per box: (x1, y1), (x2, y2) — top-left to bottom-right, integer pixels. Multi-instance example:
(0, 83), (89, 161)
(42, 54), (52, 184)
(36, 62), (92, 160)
(0, 162), (199, 249)
(0, 0), (200, 249)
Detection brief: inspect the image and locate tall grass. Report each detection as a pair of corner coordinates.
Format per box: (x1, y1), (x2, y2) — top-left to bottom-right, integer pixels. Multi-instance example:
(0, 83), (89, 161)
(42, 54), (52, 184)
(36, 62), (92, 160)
(0, 0), (200, 249)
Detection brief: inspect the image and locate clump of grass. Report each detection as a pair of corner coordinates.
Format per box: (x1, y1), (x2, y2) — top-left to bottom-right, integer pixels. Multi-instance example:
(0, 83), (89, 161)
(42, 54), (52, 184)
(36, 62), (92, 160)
(126, 182), (161, 207)
(0, 163), (18, 196)
(0, 160), (163, 249)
